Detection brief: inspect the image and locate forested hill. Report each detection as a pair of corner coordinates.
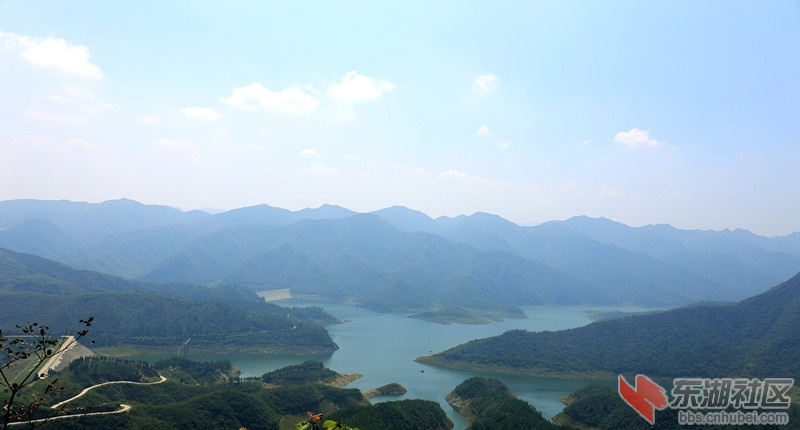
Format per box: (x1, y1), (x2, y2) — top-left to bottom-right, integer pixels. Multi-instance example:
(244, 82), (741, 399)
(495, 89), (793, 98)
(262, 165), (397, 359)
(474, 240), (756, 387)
(421, 271), (800, 379)
(2, 199), (800, 314)
(0, 247), (339, 354)
(446, 377), (567, 429)
(137, 215), (604, 314)
(0, 246), (142, 294)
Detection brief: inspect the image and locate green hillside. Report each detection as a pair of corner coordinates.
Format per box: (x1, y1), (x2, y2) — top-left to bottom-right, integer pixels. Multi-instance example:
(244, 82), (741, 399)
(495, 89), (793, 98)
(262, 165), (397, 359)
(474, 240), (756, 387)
(4, 199), (800, 317)
(421, 271), (800, 379)
(137, 216), (603, 316)
(10, 357), (454, 430)
(0, 247), (339, 354)
(446, 377), (568, 430)
(556, 383), (800, 429)
(0, 198), (208, 245)
(36, 358), (367, 430)
(326, 400), (453, 430)
(0, 247), (140, 294)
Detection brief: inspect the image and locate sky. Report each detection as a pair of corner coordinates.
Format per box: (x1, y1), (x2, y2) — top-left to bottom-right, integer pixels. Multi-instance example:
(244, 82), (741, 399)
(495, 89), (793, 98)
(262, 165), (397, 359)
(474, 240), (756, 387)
(1, 1), (799, 236)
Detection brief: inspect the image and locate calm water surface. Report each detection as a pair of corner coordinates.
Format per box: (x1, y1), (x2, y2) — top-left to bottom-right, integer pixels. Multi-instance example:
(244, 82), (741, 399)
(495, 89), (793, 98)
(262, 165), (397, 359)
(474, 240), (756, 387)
(133, 303), (658, 428)
(217, 301), (658, 429)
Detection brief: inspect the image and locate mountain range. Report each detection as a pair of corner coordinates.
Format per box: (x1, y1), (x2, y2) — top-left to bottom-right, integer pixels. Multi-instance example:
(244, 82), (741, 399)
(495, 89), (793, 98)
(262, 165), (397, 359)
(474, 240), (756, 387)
(419, 269), (800, 380)
(2, 198), (799, 315)
(0, 246), (339, 353)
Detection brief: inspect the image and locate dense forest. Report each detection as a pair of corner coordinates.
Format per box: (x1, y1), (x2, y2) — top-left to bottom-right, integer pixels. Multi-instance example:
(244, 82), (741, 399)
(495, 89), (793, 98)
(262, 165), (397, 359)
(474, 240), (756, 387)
(0, 247), (339, 354)
(5, 199), (800, 319)
(13, 357), (796, 429)
(7, 357), (457, 430)
(422, 271), (800, 379)
(326, 399), (453, 430)
(447, 377), (567, 430)
(4, 200), (800, 428)
(2, 289), (338, 353)
(557, 383), (800, 429)
(261, 360), (340, 386)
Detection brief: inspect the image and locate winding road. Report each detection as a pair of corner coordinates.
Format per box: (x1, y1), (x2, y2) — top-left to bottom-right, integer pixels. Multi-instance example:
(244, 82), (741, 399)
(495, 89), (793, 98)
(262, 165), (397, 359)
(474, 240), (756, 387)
(8, 374), (167, 427)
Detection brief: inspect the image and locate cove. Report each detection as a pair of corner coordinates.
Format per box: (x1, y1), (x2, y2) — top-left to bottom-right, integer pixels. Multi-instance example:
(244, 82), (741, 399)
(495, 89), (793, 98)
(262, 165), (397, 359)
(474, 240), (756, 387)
(229, 301), (660, 429)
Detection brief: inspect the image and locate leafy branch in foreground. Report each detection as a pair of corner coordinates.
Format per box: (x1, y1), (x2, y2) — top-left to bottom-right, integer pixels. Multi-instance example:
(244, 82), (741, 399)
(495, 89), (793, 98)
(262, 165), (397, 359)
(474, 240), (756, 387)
(1, 317), (93, 430)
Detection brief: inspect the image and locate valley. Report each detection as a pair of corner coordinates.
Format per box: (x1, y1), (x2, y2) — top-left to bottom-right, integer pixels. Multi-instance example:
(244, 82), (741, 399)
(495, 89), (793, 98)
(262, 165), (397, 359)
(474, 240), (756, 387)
(2, 199), (800, 429)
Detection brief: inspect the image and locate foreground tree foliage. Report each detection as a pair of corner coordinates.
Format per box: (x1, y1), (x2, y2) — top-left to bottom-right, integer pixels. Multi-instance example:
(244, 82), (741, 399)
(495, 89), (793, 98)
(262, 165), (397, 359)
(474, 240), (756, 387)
(0, 317), (92, 430)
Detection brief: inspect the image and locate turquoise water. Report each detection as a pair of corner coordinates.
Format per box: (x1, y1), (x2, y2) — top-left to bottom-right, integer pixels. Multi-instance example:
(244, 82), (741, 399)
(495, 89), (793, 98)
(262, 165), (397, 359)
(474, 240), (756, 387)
(214, 302), (658, 429)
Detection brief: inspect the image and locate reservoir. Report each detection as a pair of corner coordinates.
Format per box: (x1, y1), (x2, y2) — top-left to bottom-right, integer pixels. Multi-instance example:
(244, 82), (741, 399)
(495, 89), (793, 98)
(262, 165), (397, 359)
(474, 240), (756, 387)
(225, 301), (659, 429)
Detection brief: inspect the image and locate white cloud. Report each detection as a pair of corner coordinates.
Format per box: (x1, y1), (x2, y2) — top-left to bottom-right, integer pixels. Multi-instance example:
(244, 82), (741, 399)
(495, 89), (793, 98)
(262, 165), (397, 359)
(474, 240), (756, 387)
(613, 128), (662, 148)
(0, 30), (103, 79)
(221, 83), (319, 115)
(476, 124), (510, 150)
(436, 169), (469, 180)
(327, 71), (394, 104)
(472, 74), (499, 92)
(141, 115), (161, 124)
(298, 148), (319, 158)
(477, 124), (493, 138)
(182, 106), (220, 121)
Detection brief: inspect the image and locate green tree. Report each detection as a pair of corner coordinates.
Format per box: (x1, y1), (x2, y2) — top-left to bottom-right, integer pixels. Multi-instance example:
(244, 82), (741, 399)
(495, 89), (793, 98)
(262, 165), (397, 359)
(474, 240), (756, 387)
(1, 317), (93, 430)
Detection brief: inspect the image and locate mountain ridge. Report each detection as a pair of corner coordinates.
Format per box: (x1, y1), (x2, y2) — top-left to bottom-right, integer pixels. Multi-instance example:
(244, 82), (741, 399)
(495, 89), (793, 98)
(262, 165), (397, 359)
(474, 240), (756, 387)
(421, 270), (800, 379)
(0, 246), (340, 354)
(2, 198), (799, 315)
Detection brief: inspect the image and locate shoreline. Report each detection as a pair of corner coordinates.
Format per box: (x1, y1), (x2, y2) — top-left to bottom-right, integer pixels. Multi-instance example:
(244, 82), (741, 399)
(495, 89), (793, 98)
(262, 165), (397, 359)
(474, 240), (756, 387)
(413, 355), (616, 381)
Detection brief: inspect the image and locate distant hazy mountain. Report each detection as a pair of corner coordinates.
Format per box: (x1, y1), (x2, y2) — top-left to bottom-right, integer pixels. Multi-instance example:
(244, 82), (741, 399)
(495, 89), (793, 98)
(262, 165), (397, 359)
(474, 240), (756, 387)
(194, 203), (358, 230)
(0, 199), (209, 259)
(549, 216), (800, 291)
(68, 224), (212, 277)
(296, 204), (358, 220)
(2, 199), (799, 313)
(0, 247), (339, 354)
(378, 208), (799, 303)
(0, 218), (78, 259)
(139, 215), (603, 313)
(421, 270), (800, 379)
(370, 205), (439, 233)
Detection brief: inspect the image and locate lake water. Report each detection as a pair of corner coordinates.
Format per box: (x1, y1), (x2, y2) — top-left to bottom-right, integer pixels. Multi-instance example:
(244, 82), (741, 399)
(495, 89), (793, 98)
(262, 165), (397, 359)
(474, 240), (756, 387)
(212, 301), (659, 429)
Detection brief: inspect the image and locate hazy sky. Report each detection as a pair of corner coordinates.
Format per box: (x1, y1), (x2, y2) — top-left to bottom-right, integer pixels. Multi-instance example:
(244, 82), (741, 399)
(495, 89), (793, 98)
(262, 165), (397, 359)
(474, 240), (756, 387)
(1, 1), (798, 236)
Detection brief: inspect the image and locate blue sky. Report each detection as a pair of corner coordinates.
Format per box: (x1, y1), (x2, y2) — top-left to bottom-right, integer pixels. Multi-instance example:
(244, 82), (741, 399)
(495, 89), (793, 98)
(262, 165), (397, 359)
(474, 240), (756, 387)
(1, 1), (798, 235)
